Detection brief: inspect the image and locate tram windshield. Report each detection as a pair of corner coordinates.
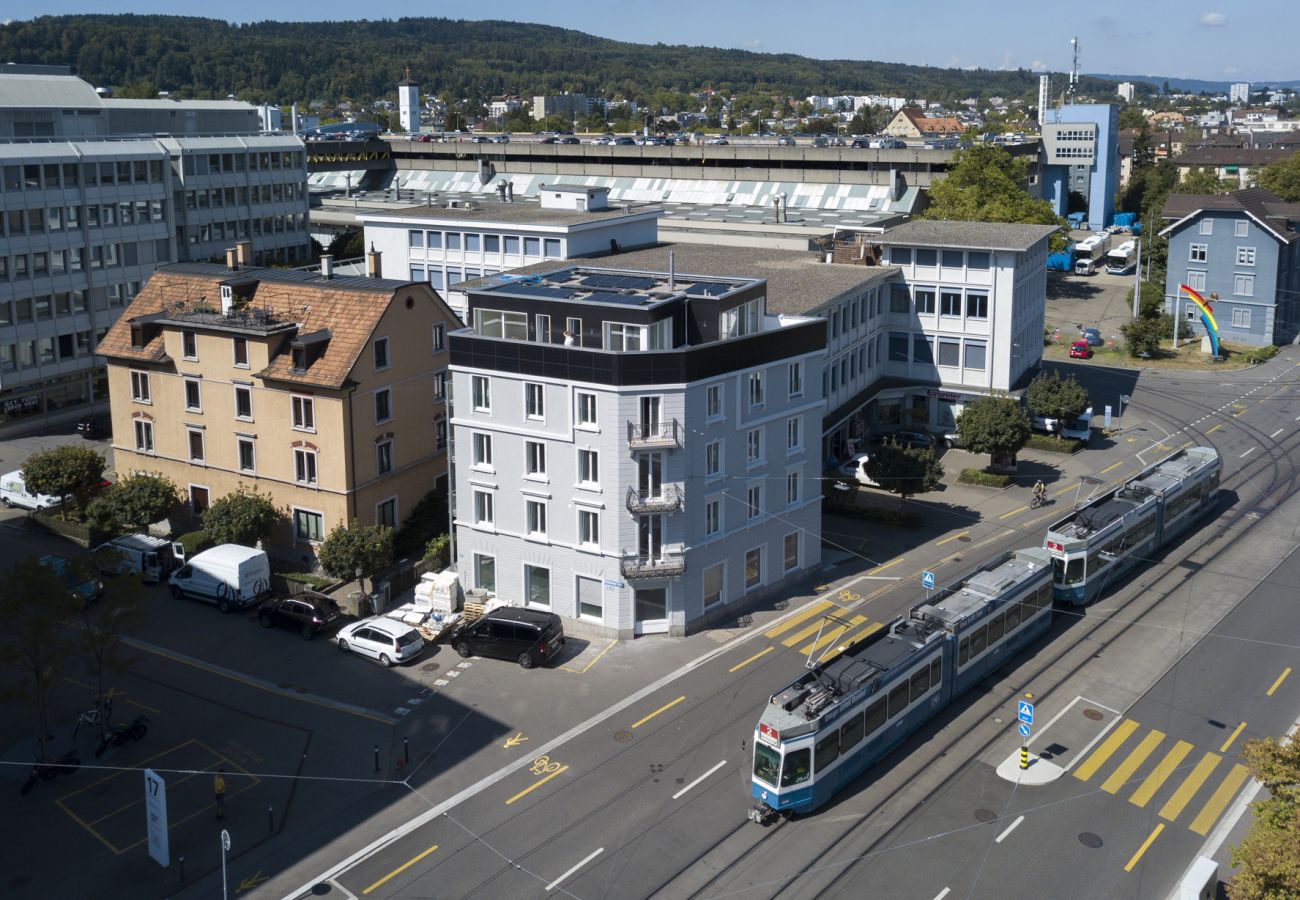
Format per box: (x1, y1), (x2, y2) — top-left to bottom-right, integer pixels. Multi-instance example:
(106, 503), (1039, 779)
(780, 748), (812, 787)
(1052, 556), (1084, 585)
(753, 743), (780, 787)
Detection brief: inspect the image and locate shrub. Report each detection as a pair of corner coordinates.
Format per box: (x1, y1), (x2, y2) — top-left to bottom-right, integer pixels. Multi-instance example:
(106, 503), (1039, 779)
(201, 488), (283, 547)
(316, 520), (394, 592)
(958, 468), (1012, 488)
(21, 445), (106, 519)
(1024, 434), (1086, 453)
(423, 533), (450, 566)
(176, 530), (211, 559)
(1242, 345), (1279, 364)
(275, 570), (337, 591)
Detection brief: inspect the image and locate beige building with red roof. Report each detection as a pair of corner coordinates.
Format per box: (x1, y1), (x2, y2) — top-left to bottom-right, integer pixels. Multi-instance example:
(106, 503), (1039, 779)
(98, 246), (459, 565)
(883, 107), (965, 139)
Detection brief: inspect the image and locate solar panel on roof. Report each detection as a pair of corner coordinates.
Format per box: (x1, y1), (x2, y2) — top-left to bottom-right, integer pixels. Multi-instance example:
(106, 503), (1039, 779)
(582, 291), (646, 306)
(684, 281), (732, 297)
(500, 284), (576, 301)
(579, 274), (657, 291)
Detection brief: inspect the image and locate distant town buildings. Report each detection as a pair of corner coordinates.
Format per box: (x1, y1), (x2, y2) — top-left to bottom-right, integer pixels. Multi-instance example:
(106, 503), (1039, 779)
(1230, 82), (1251, 104)
(1117, 82), (1136, 103)
(532, 93), (589, 121)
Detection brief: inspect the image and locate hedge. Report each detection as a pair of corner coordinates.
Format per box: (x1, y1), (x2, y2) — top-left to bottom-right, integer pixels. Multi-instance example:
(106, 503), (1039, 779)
(274, 570), (337, 591)
(1024, 434), (1087, 454)
(1242, 345), (1279, 364)
(958, 468), (1012, 488)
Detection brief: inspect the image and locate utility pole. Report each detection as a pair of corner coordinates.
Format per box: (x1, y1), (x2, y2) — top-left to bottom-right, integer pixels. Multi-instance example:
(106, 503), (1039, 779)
(1171, 294), (1181, 349)
(1131, 237), (1142, 319)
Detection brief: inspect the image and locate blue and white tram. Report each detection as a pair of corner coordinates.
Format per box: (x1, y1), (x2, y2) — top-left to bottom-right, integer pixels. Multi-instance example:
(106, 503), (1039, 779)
(1044, 447), (1220, 605)
(748, 548), (1053, 822)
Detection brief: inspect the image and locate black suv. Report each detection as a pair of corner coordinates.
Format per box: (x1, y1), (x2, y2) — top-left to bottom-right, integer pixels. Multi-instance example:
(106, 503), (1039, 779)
(258, 591), (343, 640)
(449, 607), (565, 669)
(77, 412), (111, 439)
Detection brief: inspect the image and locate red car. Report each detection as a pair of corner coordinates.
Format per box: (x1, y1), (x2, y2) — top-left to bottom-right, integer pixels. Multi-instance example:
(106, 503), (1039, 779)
(1069, 340), (1092, 359)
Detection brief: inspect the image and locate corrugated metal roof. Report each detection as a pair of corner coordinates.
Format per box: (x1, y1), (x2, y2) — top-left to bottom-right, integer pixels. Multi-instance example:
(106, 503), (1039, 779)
(0, 72), (103, 109)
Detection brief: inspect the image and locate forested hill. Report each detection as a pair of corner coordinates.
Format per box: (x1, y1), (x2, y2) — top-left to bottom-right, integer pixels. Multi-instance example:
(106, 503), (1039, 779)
(0, 15), (1127, 106)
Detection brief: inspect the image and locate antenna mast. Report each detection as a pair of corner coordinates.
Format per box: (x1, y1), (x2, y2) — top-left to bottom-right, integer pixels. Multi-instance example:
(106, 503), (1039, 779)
(1068, 36), (1079, 104)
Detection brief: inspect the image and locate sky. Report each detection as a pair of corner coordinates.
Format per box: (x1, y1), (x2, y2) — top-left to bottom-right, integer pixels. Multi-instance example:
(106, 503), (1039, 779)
(13, 1), (1300, 83)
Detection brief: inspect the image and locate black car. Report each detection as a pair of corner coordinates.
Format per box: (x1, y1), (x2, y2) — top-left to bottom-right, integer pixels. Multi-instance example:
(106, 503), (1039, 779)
(560, 136), (581, 144)
(258, 591), (343, 640)
(449, 606), (565, 669)
(539, 136), (559, 144)
(76, 412), (111, 439)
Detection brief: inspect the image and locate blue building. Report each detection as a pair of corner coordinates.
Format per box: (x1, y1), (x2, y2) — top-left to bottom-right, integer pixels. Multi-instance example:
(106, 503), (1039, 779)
(1159, 188), (1300, 347)
(1041, 103), (1118, 231)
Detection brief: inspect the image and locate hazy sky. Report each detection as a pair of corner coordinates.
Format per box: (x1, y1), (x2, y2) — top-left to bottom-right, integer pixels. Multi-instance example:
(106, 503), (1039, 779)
(16, 1), (1299, 82)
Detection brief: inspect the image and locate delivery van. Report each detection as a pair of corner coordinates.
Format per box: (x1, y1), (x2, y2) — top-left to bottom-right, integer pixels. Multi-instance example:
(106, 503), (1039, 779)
(1, 470), (60, 511)
(93, 534), (176, 584)
(168, 544), (271, 613)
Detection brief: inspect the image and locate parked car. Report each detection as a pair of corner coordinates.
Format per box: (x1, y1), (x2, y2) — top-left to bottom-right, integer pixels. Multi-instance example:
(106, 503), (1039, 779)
(92, 533), (175, 583)
(811, 135), (830, 147)
(449, 606), (565, 669)
(1080, 328), (1104, 346)
(494, 134), (510, 143)
(469, 136), (492, 144)
(873, 430), (936, 450)
(933, 429), (962, 450)
(851, 138), (871, 149)
(40, 554), (104, 605)
(336, 617), (424, 667)
(613, 136), (636, 146)
(539, 136), (559, 144)
(838, 453), (880, 488)
(258, 591), (343, 640)
(1070, 340), (1093, 359)
(76, 412), (111, 439)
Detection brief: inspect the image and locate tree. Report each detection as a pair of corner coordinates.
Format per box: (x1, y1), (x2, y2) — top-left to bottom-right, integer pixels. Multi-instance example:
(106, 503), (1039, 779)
(956, 396), (1031, 464)
(21, 445), (106, 520)
(1228, 729), (1300, 900)
(865, 442), (944, 503)
(1255, 153), (1300, 202)
(1025, 371), (1091, 434)
(85, 473), (181, 532)
(1117, 106), (1148, 130)
(76, 555), (144, 723)
(920, 145), (1069, 251)
(200, 488), (282, 547)
(846, 107), (876, 135)
(1120, 316), (1166, 358)
(1173, 169), (1232, 195)
(327, 228), (364, 259)
(316, 520), (394, 593)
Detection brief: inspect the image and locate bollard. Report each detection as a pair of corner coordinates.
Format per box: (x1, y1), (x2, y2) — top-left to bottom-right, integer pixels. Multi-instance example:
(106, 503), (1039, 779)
(268, 804), (274, 833)
(404, 737), (409, 766)
(373, 744), (379, 774)
(1019, 745), (1029, 771)
(178, 855), (185, 883)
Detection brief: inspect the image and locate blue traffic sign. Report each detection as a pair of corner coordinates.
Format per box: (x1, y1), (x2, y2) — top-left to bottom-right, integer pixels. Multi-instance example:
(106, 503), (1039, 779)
(1018, 723), (1032, 738)
(1017, 700), (1035, 725)
(921, 570), (936, 590)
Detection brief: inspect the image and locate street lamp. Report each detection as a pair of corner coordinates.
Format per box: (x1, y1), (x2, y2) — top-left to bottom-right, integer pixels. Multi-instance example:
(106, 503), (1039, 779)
(220, 829), (231, 900)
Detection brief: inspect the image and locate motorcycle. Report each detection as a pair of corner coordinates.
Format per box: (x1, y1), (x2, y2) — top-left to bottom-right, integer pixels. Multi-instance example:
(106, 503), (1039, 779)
(94, 716), (150, 758)
(20, 749), (82, 795)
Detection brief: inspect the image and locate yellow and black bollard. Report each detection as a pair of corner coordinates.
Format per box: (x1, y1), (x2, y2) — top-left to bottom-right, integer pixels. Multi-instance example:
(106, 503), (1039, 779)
(1019, 745), (1029, 770)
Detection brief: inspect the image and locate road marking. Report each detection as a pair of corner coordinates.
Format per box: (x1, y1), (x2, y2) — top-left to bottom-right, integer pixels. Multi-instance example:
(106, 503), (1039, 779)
(1267, 667), (1292, 696)
(729, 646), (774, 673)
(1240, 447), (1257, 458)
(818, 621), (886, 664)
(672, 759), (728, 800)
(867, 556), (906, 575)
(763, 599), (834, 638)
(933, 889), (951, 900)
(361, 844), (438, 895)
(935, 531), (968, 546)
(1189, 764), (1251, 835)
(1101, 730), (1165, 794)
(1124, 824), (1164, 872)
(1219, 722), (1247, 754)
(503, 733), (528, 749)
(999, 505), (1028, 520)
(1129, 740), (1194, 808)
(1271, 428), (1285, 438)
(799, 615), (867, 654)
(632, 695), (686, 729)
(561, 639), (617, 675)
(545, 848), (604, 892)
(505, 765), (569, 805)
(1100, 461), (1124, 475)
(994, 815), (1024, 843)
(1073, 719), (1140, 782)
(1206, 423), (1224, 434)
(1055, 483), (1075, 496)
(781, 616), (842, 648)
(1159, 752), (1222, 821)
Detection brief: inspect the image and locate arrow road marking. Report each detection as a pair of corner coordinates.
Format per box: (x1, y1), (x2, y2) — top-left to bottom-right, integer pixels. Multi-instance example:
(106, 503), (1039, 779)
(503, 733), (528, 749)
(237, 871), (269, 893)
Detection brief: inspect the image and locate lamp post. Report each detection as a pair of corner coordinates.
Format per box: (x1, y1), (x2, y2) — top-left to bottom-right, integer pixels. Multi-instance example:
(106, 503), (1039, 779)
(220, 829), (231, 900)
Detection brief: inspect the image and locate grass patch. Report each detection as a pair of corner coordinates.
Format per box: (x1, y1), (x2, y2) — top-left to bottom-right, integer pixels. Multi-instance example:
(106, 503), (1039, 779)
(1024, 434), (1087, 453)
(958, 468), (1012, 488)
(1042, 337), (1260, 370)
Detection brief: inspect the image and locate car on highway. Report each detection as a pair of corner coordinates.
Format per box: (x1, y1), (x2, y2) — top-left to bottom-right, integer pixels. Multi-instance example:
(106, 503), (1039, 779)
(539, 135), (559, 144)
(469, 136), (492, 144)
(1070, 340), (1093, 359)
(776, 135), (795, 146)
(258, 591), (344, 640)
(336, 617), (424, 667)
(560, 136), (581, 144)
(449, 606), (565, 669)
(613, 136), (636, 145)
(873, 430), (936, 450)
(811, 135), (830, 148)
(706, 136), (730, 145)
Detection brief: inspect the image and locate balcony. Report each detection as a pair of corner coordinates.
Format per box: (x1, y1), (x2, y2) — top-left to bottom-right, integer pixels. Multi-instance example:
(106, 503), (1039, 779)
(620, 548), (687, 580)
(625, 484), (684, 514)
(627, 418), (680, 449)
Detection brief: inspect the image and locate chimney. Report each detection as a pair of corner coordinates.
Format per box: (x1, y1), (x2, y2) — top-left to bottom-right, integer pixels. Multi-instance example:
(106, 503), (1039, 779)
(496, 181), (507, 202)
(291, 103), (299, 133)
(668, 250), (676, 291)
(235, 240), (253, 268)
(366, 244), (383, 279)
(506, 181), (514, 202)
(225, 247), (239, 270)
(320, 254), (334, 280)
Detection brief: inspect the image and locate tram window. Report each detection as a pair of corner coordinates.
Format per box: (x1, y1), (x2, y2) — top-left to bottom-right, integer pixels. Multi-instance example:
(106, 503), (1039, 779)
(1036, 583), (1054, 608)
(815, 733), (840, 772)
(841, 709), (866, 749)
(887, 681), (910, 718)
(1063, 558), (1084, 585)
(1209, 471), (1219, 491)
(987, 612), (1005, 644)
(958, 636), (970, 666)
(1005, 603), (1021, 631)
(864, 699), (887, 736)
(970, 626), (987, 658)
(753, 743), (780, 786)
(780, 748), (811, 787)
(929, 658), (941, 685)
(909, 666), (930, 701)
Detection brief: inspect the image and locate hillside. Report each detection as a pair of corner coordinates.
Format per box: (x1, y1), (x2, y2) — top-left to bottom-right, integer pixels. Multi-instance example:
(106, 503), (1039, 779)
(1088, 73), (1300, 94)
(1, 14), (1129, 107)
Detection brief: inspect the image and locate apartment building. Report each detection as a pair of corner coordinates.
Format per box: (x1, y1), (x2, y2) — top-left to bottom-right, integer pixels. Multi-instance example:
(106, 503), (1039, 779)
(98, 254), (460, 564)
(448, 265), (827, 638)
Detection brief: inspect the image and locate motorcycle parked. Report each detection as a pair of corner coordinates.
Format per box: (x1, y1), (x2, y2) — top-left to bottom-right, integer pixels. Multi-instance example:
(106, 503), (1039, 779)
(20, 749), (82, 795)
(94, 716), (149, 758)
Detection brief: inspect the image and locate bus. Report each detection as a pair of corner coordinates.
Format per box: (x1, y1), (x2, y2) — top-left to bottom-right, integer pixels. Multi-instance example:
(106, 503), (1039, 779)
(1105, 240), (1138, 275)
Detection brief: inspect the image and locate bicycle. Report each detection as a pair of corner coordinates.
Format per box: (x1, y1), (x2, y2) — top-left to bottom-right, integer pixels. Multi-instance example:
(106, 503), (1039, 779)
(1030, 492), (1051, 509)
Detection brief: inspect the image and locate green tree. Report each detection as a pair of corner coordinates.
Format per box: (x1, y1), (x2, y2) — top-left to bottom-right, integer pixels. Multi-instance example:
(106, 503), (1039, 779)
(85, 473), (181, 532)
(327, 228), (364, 259)
(316, 520), (394, 593)
(1120, 316), (1166, 358)
(1228, 728), (1300, 900)
(200, 488), (282, 547)
(1025, 371), (1091, 434)
(1254, 153), (1300, 201)
(865, 442), (944, 503)
(1117, 106), (1148, 130)
(956, 396), (1031, 464)
(1173, 169), (1232, 195)
(21, 445), (106, 520)
(846, 107), (876, 135)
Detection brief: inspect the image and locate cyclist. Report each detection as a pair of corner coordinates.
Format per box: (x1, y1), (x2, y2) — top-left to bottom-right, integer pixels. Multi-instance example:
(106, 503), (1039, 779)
(1032, 480), (1047, 507)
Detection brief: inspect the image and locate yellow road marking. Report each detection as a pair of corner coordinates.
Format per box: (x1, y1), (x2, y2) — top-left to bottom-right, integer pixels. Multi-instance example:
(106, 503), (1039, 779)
(1100, 461), (1124, 475)
(999, 506), (1028, 520)
(631, 695), (685, 729)
(800, 615), (867, 655)
(729, 646), (774, 673)
(506, 765), (569, 805)
(1189, 764), (1251, 835)
(1124, 824), (1164, 872)
(1101, 730), (1165, 794)
(1180, 441), (1194, 449)
(561, 638), (617, 674)
(782, 616), (841, 647)
(1219, 722), (1247, 753)
(1128, 740), (1193, 809)
(362, 844), (439, 895)
(1159, 752), (1221, 821)
(1055, 483), (1076, 496)
(818, 621), (886, 664)
(868, 556), (906, 575)
(1266, 666), (1292, 696)
(1073, 719), (1140, 782)
(936, 531), (969, 546)
(763, 599), (834, 638)
(1206, 423), (1224, 434)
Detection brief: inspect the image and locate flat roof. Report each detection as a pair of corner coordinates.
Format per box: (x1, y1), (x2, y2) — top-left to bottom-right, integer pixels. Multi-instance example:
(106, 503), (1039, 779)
(879, 219), (1059, 252)
(473, 265), (757, 309)
(357, 198), (659, 227)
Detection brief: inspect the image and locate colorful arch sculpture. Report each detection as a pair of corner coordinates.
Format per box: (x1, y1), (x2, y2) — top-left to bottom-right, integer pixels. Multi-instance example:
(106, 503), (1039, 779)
(1179, 284), (1221, 357)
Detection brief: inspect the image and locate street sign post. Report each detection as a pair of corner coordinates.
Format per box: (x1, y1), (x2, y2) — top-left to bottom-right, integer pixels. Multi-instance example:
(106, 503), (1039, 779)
(1017, 700), (1034, 725)
(1018, 723), (1032, 738)
(921, 571), (936, 590)
(1104, 405), (1113, 429)
(144, 769), (169, 868)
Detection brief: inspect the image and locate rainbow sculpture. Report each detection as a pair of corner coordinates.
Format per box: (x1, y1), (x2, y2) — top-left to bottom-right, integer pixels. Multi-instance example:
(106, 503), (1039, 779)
(1178, 284), (1221, 357)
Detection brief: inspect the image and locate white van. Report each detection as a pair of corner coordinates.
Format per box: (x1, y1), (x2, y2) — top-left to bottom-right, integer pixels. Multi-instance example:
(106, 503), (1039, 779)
(168, 544), (272, 613)
(839, 453), (881, 488)
(93, 534), (175, 584)
(1032, 407), (1094, 441)
(0, 470), (60, 511)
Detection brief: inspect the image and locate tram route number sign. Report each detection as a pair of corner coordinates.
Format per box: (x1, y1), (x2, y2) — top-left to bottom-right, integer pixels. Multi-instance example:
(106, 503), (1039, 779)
(921, 571), (936, 590)
(1017, 700), (1034, 725)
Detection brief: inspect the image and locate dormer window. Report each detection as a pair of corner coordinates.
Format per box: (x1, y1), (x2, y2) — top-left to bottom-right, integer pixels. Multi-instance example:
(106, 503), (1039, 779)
(291, 346), (306, 372)
(130, 324), (144, 350)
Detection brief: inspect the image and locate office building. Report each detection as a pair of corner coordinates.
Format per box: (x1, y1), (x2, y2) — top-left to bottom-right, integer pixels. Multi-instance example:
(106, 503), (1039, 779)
(1230, 82), (1251, 105)
(398, 71), (420, 133)
(1117, 82), (1136, 103)
(532, 93), (589, 122)
(1041, 103), (1119, 230)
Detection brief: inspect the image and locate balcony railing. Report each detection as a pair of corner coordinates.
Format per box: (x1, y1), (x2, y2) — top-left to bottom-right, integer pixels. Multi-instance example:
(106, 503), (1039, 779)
(627, 418), (680, 449)
(620, 548), (687, 580)
(625, 484), (684, 514)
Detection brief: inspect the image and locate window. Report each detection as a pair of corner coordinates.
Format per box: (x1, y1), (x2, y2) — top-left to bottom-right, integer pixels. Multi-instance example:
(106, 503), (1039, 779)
(964, 341), (987, 371)
(914, 288), (935, 314)
(747, 484), (762, 520)
(526, 441), (547, 476)
(788, 361), (803, 397)
(1234, 220), (1249, 238)
(474, 308), (528, 340)
(432, 323), (445, 352)
(578, 449), (598, 484)
(940, 290), (962, 316)
(525, 565), (550, 607)
(705, 440), (722, 478)
(291, 395), (314, 431)
(1236, 246), (1256, 266)
(787, 471), (800, 505)
(504, 235), (521, 255)
(576, 392), (597, 426)
(435, 416), (447, 450)
(484, 234), (501, 253)
(409, 229), (424, 249)
(937, 339), (960, 367)
(433, 371), (447, 400)
(472, 375), (491, 411)
(525, 382), (545, 419)
(294, 448), (318, 484)
(889, 285), (910, 313)
(373, 337), (389, 370)
(524, 236), (541, 256)
(967, 251), (990, 270)
(1187, 270), (1207, 292)
(130, 370), (150, 402)
(786, 416), (801, 451)
(373, 388), (392, 423)
(913, 335), (934, 364)
(472, 432), (493, 468)
(965, 293), (988, 319)
(605, 322), (643, 352)
(475, 553), (496, 592)
(187, 429), (205, 462)
(1189, 243), (1208, 263)
(376, 440), (393, 475)
(294, 509), (324, 542)
(705, 498), (721, 536)
(1231, 308), (1251, 329)
(534, 314), (550, 343)
(184, 378), (202, 412)
(706, 384), (723, 418)
(1234, 274), (1254, 297)
(579, 509), (598, 543)
(1199, 219), (1213, 235)
(745, 548), (762, 590)
(703, 563), (724, 608)
(237, 437), (256, 472)
(748, 371), (764, 406)
(746, 428), (762, 464)
(526, 500), (547, 536)
(134, 419), (154, 452)
(941, 249), (963, 268)
(232, 337), (248, 367)
(181, 330), (197, 360)
(473, 490), (494, 525)
(784, 533), (799, 572)
(565, 317), (582, 346)
(543, 238), (561, 257)
(888, 332), (909, 362)
(891, 247), (912, 265)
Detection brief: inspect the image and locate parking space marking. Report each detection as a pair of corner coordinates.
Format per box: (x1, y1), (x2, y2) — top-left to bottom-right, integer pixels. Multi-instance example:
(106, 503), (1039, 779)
(631, 695), (686, 729)
(560, 639), (617, 675)
(1266, 667), (1291, 696)
(361, 843), (439, 895)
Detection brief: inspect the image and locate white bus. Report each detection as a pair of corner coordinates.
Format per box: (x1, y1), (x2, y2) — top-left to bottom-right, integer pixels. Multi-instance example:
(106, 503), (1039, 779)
(1073, 232), (1112, 275)
(1105, 240), (1138, 275)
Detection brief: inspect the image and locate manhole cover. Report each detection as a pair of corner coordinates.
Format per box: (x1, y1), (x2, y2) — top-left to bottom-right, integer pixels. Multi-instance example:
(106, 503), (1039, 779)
(421, 663), (440, 672)
(1083, 708), (1104, 721)
(614, 731), (633, 743)
(311, 884), (332, 896)
(1079, 832), (1104, 849)
(958, 535), (971, 542)
(675, 777), (685, 785)
(974, 808), (998, 823)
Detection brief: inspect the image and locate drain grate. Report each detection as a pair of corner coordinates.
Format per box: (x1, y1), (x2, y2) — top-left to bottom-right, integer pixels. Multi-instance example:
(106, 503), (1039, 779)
(1083, 708), (1104, 721)
(958, 535), (971, 542)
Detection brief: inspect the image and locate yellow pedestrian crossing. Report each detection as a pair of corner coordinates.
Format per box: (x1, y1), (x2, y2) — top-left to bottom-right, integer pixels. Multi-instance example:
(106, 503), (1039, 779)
(798, 615), (867, 655)
(818, 621), (886, 665)
(1189, 764), (1250, 836)
(1073, 719), (1140, 782)
(1129, 740), (1194, 808)
(1158, 752), (1221, 822)
(764, 600), (835, 639)
(1101, 729), (1165, 795)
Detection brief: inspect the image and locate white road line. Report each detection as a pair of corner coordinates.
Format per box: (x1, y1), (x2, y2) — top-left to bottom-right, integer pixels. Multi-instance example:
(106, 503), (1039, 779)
(1274, 429), (1286, 438)
(545, 848), (604, 892)
(995, 815), (1025, 843)
(672, 759), (728, 800)
(933, 889), (951, 900)
(1240, 447), (1257, 458)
